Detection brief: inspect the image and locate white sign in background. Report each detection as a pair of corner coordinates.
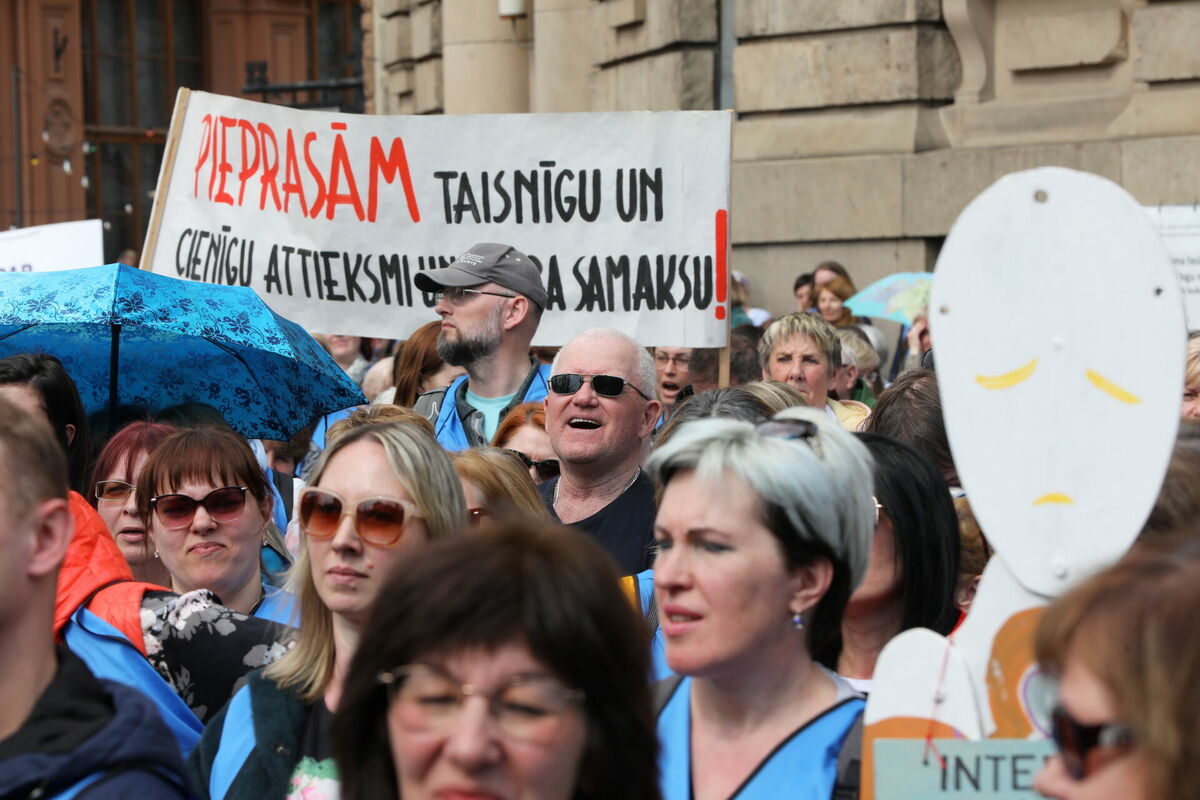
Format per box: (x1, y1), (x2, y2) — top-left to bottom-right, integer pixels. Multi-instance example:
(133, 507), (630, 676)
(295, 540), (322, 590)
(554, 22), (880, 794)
(142, 90), (732, 347)
(0, 219), (104, 273)
(1144, 205), (1200, 330)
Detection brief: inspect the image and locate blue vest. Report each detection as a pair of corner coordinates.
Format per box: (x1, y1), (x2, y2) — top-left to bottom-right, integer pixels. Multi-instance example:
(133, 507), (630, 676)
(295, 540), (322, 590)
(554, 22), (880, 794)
(208, 685), (257, 800)
(253, 583), (298, 626)
(633, 569), (672, 682)
(61, 606), (203, 758)
(658, 677), (864, 800)
(434, 365), (552, 451)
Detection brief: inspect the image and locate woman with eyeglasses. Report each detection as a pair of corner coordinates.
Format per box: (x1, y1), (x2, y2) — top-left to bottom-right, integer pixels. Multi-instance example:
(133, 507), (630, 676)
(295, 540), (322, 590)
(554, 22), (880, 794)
(648, 409), (875, 799)
(136, 426), (295, 623)
(834, 433), (960, 691)
(452, 448), (551, 525)
(188, 421), (465, 800)
(493, 401), (559, 484)
(1033, 535), (1200, 799)
(88, 420), (177, 586)
(332, 522), (661, 800)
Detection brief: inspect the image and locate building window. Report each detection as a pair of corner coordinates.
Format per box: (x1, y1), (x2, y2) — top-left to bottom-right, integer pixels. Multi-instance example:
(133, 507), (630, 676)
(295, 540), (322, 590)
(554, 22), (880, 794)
(82, 0), (205, 261)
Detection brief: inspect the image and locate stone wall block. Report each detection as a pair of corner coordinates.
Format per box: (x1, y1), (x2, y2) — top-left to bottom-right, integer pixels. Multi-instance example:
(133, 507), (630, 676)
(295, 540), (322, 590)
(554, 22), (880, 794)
(411, 1), (441, 60)
(901, 142), (1123, 236)
(413, 56), (443, 113)
(1131, 4), (1200, 82)
(732, 156), (904, 243)
(595, 0), (716, 64)
(379, 13), (412, 66)
(592, 50), (713, 110)
(734, 27), (959, 112)
(1001, 9), (1125, 72)
(377, 0), (410, 14)
(1121, 137), (1200, 206)
(736, 0), (941, 37)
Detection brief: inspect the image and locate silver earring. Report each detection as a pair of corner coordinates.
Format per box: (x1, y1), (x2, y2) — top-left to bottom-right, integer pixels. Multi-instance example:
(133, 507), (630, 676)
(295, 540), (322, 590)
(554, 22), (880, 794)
(792, 613), (804, 630)
(153, 551), (160, 560)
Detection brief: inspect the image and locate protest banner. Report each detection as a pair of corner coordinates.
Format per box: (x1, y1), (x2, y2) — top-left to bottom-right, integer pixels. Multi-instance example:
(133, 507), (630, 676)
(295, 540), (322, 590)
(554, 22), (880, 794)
(0, 219), (104, 273)
(1144, 205), (1200, 329)
(141, 89), (732, 346)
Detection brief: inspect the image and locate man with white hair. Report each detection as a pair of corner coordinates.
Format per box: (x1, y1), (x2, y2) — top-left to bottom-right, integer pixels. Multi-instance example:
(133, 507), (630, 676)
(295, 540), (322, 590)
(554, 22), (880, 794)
(541, 328), (661, 574)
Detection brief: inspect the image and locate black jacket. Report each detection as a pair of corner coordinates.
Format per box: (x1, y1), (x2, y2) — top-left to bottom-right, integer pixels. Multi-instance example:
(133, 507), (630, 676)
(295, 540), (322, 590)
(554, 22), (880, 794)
(0, 648), (189, 799)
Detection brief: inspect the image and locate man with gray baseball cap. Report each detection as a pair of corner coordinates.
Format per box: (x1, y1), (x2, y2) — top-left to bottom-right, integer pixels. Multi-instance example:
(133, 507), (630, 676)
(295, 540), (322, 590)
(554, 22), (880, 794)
(413, 243), (551, 450)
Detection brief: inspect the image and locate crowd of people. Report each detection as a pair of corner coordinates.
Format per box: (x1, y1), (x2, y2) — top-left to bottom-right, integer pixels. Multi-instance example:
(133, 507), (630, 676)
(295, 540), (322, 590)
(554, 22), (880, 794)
(0, 240), (1197, 799)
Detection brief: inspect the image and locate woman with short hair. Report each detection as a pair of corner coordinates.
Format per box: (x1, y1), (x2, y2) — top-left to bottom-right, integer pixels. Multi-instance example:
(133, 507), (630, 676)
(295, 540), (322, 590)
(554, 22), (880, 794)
(137, 426), (294, 622)
(333, 523), (661, 800)
(188, 422), (466, 799)
(452, 447), (551, 524)
(648, 409), (875, 799)
(758, 313), (870, 431)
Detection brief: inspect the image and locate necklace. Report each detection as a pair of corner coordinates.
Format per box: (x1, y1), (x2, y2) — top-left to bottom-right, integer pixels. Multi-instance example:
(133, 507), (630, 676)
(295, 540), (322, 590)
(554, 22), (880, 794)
(554, 467), (641, 508)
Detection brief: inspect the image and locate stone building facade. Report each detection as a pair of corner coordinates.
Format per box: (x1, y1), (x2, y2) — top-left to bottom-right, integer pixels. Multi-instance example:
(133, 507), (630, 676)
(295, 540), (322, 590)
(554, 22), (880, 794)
(365, 0), (1200, 318)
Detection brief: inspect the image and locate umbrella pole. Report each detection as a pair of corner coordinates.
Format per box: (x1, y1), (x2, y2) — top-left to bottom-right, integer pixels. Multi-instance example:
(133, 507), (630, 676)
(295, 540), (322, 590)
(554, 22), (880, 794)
(109, 323), (121, 415)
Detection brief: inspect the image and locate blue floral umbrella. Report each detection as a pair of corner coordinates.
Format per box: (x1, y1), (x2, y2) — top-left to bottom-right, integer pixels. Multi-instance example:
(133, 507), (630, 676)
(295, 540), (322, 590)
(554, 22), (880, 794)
(0, 264), (366, 439)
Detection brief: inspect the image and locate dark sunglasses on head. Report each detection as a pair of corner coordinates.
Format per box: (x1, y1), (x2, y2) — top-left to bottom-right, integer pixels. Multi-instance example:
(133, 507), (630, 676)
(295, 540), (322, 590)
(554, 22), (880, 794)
(505, 449), (560, 482)
(754, 418), (824, 459)
(95, 480), (135, 502)
(549, 373), (651, 400)
(298, 487), (415, 546)
(1050, 704), (1135, 781)
(151, 486), (248, 529)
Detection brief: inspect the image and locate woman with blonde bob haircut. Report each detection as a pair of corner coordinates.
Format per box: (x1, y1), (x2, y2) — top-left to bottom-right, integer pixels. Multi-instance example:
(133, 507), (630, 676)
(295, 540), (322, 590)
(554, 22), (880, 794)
(648, 408), (876, 798)
(1034, 535), (1200, 800)
(189, 422), (466, 800)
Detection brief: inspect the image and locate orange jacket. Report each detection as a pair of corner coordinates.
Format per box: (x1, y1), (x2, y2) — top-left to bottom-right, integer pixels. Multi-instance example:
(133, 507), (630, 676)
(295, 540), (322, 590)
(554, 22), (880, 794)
(54, 491), (168, 655)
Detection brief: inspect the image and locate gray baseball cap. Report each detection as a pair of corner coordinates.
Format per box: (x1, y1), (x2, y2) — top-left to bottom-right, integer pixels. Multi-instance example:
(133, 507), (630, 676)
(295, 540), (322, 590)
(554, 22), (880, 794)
(414, 243), (548, 310)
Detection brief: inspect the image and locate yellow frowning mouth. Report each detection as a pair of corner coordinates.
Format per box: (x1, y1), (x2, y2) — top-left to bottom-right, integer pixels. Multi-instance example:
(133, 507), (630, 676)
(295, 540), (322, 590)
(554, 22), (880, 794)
(1033, 493), (1075, 506)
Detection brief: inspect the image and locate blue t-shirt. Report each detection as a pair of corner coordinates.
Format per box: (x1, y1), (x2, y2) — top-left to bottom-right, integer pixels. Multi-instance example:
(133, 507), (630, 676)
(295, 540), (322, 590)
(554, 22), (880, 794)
(465, 389), (518, 443)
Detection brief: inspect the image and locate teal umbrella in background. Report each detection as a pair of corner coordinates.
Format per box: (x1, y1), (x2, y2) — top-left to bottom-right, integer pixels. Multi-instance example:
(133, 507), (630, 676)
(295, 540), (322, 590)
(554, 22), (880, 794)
(846, 272), (933, 325)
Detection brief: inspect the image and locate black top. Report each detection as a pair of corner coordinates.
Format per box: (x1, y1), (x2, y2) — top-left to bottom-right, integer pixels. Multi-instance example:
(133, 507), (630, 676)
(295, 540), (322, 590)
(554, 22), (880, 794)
(540, 472), (657, 575)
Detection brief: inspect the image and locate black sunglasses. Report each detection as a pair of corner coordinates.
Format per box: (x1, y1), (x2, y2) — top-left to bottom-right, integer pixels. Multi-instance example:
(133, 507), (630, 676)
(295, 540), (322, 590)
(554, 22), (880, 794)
(1050, 704), (1135, 780)
(549, 373), (650, 400)
(754, 418), (823, 459)
(505, 450), (561, 482)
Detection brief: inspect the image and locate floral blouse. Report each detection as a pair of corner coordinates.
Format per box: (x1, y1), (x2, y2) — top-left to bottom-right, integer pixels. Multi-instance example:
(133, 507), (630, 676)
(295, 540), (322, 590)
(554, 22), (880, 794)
(140, 589), (297, 722)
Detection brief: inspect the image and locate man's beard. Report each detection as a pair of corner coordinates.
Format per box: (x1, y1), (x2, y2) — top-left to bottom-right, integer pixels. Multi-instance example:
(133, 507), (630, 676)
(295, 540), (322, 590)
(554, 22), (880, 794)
(437, 306), (504, 367)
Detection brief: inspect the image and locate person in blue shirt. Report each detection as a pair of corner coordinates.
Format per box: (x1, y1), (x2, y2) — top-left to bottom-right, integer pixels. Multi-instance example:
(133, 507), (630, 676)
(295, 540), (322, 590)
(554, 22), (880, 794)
(413, 243), (550, 451)
(647, 409), (877, 800)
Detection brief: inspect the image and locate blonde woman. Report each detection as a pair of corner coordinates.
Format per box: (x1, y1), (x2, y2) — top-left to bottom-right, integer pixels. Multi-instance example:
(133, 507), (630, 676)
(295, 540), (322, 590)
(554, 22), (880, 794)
(188, 422), (465, 800)
(451, 447), (551, 525)
(1181, 332), (1200, 418)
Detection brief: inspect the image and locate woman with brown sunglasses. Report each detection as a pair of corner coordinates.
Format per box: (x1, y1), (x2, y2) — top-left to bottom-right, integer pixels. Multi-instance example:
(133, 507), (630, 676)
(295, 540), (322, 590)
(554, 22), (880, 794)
(1034, 535), (1200, 799)
(188, 422), (466, 800)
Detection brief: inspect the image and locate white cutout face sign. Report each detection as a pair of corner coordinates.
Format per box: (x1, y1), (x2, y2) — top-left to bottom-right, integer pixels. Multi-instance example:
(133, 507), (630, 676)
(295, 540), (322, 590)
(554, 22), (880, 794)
(932, 168), (1184, 598)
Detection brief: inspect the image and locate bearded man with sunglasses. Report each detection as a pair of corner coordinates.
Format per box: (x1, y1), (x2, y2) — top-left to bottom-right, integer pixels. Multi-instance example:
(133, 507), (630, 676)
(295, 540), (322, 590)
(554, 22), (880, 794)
(540, 328), (661, 575)
(413, 243), (551, 451)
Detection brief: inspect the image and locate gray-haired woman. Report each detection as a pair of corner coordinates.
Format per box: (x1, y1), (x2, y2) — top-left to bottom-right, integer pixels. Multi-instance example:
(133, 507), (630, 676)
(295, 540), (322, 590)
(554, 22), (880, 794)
(648, 408), (875, 800)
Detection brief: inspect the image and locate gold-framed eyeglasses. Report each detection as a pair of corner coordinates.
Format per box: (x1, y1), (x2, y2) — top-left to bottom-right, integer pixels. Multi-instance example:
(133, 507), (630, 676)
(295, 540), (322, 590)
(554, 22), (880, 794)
(378, 664), (584, 745)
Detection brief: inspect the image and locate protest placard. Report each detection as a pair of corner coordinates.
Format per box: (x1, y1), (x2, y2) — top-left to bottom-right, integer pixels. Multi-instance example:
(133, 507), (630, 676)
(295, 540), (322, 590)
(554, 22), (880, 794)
(873, 740), (1055, 800)
(141, 89), (732, 346)
(1144, 205), (1200, 329)
(0, 219), (104, 273)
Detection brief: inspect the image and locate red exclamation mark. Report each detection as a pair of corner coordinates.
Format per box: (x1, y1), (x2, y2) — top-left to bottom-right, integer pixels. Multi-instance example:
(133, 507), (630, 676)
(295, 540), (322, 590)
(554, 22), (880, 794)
(715, 208), (728, 320)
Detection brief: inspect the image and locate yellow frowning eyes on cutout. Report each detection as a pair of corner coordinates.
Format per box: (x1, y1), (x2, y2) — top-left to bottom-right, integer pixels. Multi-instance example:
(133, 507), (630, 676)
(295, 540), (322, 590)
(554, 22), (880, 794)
(976, 358), (1037, 390)
(1086, 370), (1141, 405)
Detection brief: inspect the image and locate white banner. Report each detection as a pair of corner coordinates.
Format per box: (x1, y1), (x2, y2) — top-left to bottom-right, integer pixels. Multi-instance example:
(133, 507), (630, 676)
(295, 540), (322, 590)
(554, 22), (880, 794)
(1144, 205), (1200, 330)
(0, 219), (104, 273)
(142, 90), (732, 347)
